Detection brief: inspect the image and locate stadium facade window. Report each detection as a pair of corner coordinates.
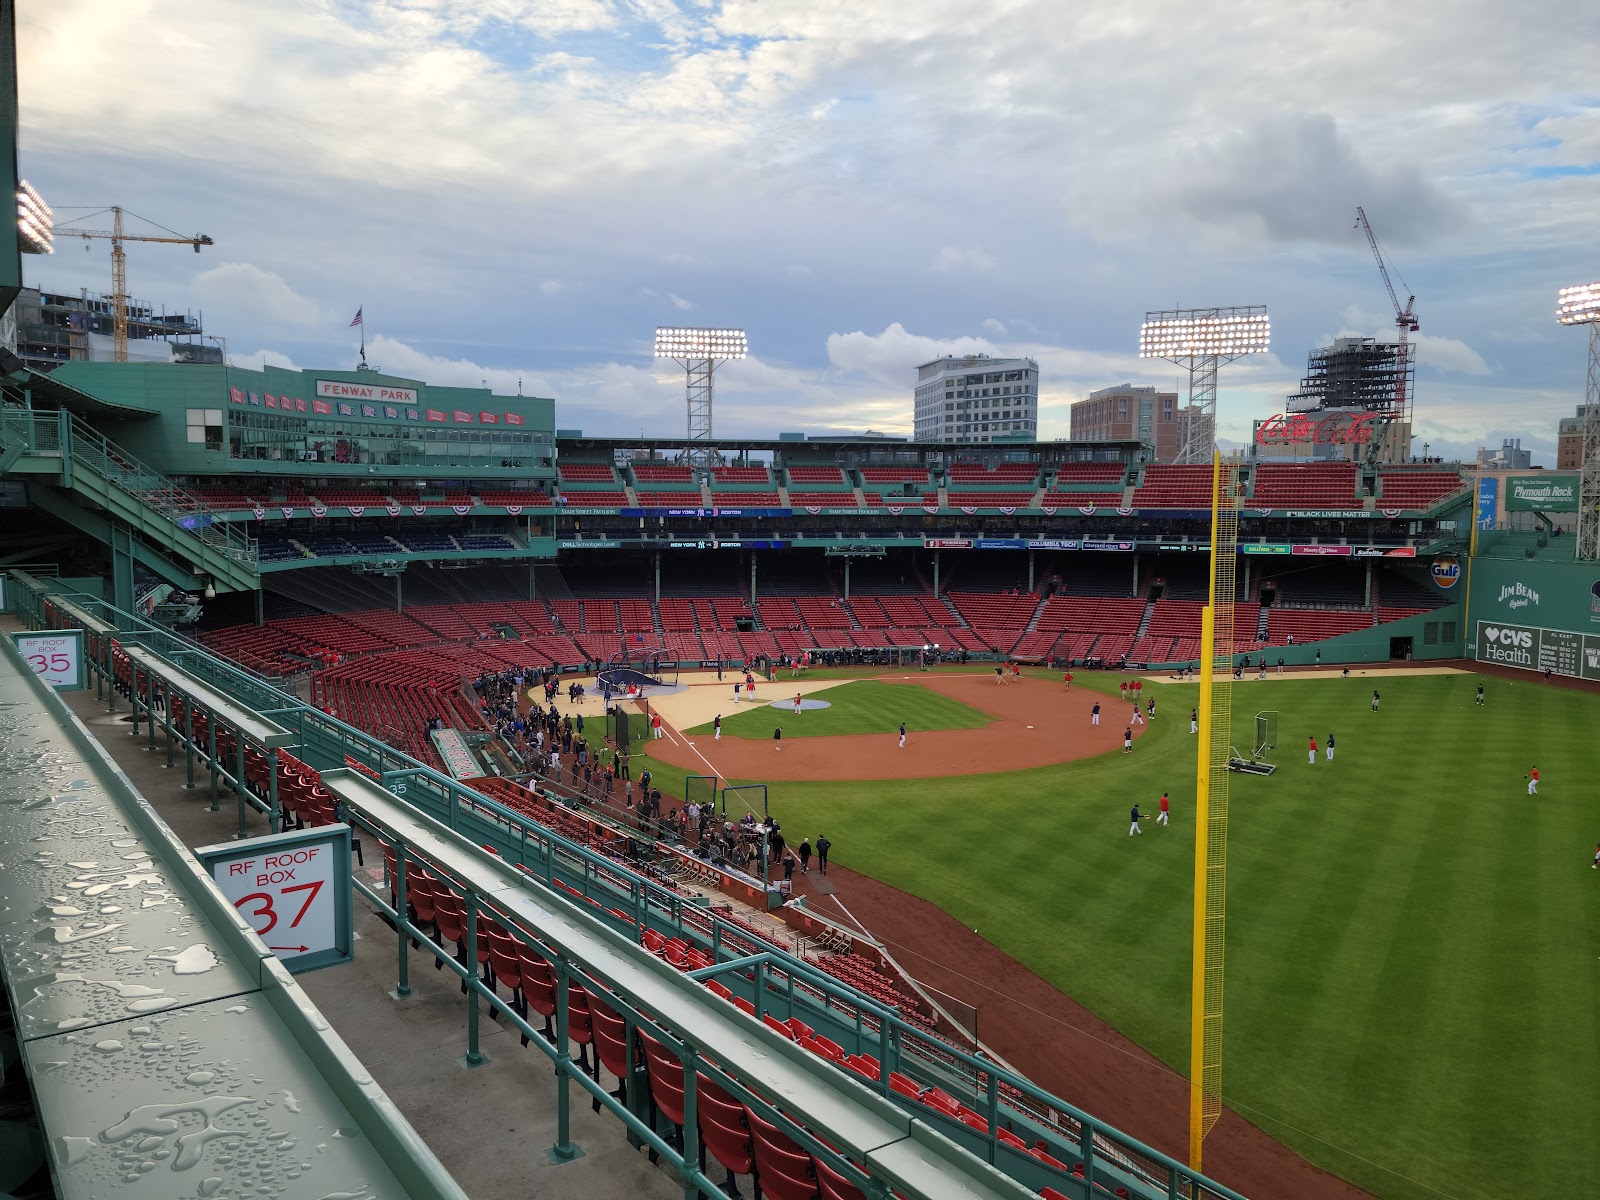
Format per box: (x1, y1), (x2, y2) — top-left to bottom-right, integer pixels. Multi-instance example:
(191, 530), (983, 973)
(1423, 622), (1438, 646)
(1440, 621), (1457, 643)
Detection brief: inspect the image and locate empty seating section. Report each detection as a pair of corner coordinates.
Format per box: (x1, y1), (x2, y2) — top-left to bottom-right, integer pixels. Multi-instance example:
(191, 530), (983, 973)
(636, 490), (705, 507)
(946, 462), (1040, 484)
(1250, 462), (1360, 509)
(946, 593), (1039, 652)
(475, 489), (549, 506)
(711, 491), (781, 506)
(710, 465), (771, 484)
(190, 489), (258, 508)
(788, 492), (858, 507)
(858, 466), (929, 485)
(311, 489), (392, 507)
(1043, 492), (1124, 508)
(559, 489), (630, 506)
(632, 463), (696, 483)
(1049, 462), (1128, 487)
(944, 492), (1038, 508)
(1131, 464), (1215, 508)
(1144, 600), (1205, 638)
(1266, 609), (1373, 643)
(1377, 469), (1462, 509)
(1375, 567), (1449, 610)
(558, 463), (617, 484)
(785, 465), (847, 485)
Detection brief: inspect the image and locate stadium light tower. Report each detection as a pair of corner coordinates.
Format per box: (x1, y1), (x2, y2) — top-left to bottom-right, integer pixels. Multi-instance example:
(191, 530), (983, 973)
(1557, 284), (1600, 560)
(1140, 307), (1270, 464)
(654, 327), (747, 468)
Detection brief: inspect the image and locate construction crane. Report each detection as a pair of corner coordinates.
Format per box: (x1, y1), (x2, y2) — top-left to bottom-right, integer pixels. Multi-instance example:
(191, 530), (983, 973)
(61, 207), (213, 362)
(1354, 206), (1419, 416)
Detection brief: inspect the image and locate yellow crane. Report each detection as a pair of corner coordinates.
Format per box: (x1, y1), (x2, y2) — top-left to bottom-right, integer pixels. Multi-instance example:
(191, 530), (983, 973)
(62, 206), (213, 362)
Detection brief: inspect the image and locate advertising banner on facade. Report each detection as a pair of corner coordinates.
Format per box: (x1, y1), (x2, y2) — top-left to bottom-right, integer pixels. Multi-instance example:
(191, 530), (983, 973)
(1473, 620), (1600, 681)
(1476, 476), (1498, 529)
(1503, 475), (1578, 512)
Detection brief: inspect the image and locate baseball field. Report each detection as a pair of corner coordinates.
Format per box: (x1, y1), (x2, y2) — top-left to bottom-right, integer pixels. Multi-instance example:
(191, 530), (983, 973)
(645, 666), (1599, 1200)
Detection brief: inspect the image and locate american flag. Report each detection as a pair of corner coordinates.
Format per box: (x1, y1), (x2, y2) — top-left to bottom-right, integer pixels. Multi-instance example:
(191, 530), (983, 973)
(349, 307), (363, 327)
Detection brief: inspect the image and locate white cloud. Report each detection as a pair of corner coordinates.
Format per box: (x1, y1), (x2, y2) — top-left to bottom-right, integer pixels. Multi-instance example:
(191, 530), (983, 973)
(826, 323), (995, 386)
(934, 246), (998, 273)
(667, 292), (694, 311)
(190, 262), (320, 327)
(538, 279), (563, 295)
(783, 264), (812, 278)
(981, 318), (1007, 335)
(1412, 333), (1491, 376)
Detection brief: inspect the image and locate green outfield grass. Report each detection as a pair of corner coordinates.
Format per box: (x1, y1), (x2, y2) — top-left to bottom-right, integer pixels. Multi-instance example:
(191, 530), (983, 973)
(752, 671), (1600, 1200)
(685, 679), (991, 739)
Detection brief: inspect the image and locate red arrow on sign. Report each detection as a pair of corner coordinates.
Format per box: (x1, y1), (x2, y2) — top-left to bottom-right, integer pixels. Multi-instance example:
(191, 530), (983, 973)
(268, 945), (309, 953)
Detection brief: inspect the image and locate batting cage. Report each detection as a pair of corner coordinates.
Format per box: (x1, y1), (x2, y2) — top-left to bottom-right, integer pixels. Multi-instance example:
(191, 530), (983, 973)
(1254, 711), (1278, 759)
(598, 647), (679, 692)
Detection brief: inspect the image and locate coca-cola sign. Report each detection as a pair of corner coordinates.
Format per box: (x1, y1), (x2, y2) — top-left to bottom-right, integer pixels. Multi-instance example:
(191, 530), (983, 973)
(1256, 411), (1389, 446)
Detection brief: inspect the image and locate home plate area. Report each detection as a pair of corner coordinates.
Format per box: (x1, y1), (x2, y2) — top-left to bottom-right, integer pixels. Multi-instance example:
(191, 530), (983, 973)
(769, 697), (833, 711)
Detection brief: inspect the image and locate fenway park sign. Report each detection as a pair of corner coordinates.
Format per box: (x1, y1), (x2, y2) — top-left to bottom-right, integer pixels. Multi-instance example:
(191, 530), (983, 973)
(1256, 411), (1389, 447)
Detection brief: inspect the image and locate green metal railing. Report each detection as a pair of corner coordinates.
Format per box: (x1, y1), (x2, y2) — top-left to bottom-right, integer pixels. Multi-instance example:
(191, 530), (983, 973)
(13, 575), (1253, 1200)
(1, 405), (258, 567)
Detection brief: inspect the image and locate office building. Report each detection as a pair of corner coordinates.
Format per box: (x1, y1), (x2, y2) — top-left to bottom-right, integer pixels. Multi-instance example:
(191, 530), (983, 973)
(1556, 406), (1594, 471)
(912, 354), (1038, 444)
(1068, 384), (1180, 460)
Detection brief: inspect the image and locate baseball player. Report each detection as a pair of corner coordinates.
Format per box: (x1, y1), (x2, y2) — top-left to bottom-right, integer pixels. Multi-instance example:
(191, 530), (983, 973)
(1190, 707), (1198, 734)
(1325, 732), (1335, 762)
(1592, 841), (1599, 869)
(1371, 690), (1380, 712)
(1157, 792), (1170, 826)
(1129, 803), (1148, 836)
(1526, 765), (1539, 795)
(774, 726), (783, 751)
(1091, 701), (1101, 727)
(713, 713), (722, 740)
(1131, 704), (1145, 726)
(1307, 735), (1317, 765)
(1475, 683), (1485, 706)
(1123, 727), (1133, 754)
(793, 693), (803, 716)
(898, 721), (907, 749)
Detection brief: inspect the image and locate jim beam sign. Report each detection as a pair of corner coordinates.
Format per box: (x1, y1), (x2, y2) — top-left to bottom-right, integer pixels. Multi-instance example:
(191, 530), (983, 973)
(1475, 620), (1600, 681)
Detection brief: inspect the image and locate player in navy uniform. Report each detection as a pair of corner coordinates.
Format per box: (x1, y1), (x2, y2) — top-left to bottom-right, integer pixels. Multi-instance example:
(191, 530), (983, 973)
(1325, 732), (1335, 762)
(1091, 701), (1101, 727)
(1129, 804), (1147, 836)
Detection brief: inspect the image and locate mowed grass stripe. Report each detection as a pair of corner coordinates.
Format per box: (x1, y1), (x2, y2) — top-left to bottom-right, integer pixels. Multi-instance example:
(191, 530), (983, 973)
(687, 679), (990, 739)
(750, 672), (1600, 1200)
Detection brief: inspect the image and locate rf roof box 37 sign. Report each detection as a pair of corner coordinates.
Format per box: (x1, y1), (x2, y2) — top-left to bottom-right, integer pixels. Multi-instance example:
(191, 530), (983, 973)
(196, 824), (354, 973)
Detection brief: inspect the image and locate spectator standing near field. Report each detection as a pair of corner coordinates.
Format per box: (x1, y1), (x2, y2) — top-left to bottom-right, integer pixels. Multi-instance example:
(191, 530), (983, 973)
(798, 837), (813, 874)
(816, 834), (831, 875)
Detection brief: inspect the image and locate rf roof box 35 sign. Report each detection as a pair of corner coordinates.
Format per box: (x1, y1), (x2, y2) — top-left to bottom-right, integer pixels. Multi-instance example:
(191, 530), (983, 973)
(197, 824), (354, 973)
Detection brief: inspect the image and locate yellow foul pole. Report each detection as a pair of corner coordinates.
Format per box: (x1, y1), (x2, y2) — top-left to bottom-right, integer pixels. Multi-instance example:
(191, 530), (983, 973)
(1189, 450), (1237, 1172)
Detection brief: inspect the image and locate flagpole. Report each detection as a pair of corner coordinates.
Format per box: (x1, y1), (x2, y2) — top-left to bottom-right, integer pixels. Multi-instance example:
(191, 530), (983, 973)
(359, 305), (366, 366)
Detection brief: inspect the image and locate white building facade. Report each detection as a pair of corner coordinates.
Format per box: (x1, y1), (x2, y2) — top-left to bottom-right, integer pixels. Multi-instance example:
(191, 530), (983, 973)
(912, 354), (1038, 444)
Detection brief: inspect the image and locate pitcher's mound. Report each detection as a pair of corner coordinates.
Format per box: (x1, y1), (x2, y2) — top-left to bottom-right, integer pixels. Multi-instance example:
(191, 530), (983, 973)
(769, 697), (832, 711)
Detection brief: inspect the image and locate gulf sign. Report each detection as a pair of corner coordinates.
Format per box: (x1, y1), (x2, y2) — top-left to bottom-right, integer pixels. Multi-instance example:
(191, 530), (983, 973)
(1431, 555), (1462, 590)
(1255, 411), (1390, 447)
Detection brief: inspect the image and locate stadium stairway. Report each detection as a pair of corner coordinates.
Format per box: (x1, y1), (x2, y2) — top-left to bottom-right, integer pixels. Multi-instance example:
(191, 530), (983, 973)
(0, 402), (259, 599)
(1133, 596), (1156, 641)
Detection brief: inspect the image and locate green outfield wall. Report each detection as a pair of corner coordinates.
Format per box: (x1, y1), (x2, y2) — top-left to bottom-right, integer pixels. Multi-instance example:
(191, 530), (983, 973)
(1465, 553), (1600, 679)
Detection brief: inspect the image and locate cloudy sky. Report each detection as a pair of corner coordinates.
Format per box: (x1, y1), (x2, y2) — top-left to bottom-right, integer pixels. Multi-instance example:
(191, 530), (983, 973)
(17, 0), (1600, 459)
